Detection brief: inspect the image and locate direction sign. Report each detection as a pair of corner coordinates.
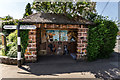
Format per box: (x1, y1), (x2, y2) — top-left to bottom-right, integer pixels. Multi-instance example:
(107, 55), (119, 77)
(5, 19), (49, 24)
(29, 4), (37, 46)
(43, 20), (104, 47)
(3, 25), (17, 29)
(3, 25), (36, 29)
(20, 25), (36, 29)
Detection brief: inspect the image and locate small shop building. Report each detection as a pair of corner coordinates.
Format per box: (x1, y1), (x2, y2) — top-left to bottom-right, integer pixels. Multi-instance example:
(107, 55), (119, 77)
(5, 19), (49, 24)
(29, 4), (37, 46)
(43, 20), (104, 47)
(20, 13), (94, 62)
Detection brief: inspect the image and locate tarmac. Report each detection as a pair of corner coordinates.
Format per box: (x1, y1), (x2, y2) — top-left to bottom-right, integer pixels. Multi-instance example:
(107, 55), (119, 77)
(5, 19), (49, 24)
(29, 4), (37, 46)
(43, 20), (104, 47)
(0, 40), (120, 79)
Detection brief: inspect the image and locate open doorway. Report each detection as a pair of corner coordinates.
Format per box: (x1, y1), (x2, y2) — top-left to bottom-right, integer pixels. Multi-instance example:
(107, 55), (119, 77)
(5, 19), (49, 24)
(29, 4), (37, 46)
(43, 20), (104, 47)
(38, 28), (78, 56)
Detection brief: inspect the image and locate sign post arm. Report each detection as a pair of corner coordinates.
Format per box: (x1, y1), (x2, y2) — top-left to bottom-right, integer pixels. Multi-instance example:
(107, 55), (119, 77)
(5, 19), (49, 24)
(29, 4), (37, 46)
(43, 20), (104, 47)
(17, 22), (21, 67)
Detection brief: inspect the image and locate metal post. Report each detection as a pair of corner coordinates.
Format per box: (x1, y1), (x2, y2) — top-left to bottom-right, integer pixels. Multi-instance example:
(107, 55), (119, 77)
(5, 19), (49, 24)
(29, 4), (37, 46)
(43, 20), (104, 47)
(17, 22), (21, 67)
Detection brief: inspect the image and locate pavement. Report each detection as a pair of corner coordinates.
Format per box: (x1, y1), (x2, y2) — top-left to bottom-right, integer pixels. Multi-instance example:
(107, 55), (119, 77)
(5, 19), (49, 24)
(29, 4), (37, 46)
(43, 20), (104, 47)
(0, 40), (120, 79)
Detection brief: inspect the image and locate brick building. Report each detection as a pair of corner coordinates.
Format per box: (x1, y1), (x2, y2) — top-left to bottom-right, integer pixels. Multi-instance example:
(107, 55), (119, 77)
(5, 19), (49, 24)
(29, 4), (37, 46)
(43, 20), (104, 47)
(20, 13), (94, 62)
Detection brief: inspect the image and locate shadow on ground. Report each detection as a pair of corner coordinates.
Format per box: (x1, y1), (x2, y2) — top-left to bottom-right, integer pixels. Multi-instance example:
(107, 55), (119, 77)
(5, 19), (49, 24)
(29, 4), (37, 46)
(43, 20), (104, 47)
(19, 52), (120, 79)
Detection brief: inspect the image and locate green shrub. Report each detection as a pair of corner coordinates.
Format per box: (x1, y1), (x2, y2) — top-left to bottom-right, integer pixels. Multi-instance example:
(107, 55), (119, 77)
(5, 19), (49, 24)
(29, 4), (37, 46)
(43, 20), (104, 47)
(2, 48), (7, 56)
(7, 30), (17, 43)
(7, 45), (24, 58)
(7, 42), (16, 47)
(4, 30), (29, 58)
(4, 30), (18, 57)
(87, 19), (118, 61)
(7, 46), (17, 58)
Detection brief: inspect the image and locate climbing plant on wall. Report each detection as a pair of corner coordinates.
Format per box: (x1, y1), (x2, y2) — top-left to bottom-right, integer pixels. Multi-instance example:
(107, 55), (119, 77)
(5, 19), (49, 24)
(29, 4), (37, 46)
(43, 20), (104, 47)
(20, 30), (29, 55)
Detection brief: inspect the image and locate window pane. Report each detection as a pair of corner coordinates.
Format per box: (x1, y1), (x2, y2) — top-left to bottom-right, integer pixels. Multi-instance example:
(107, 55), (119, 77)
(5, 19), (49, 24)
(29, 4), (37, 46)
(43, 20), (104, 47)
(46, 30), (59, 41)
(53, 30), (59, 41)
(60, 30), (68, 41)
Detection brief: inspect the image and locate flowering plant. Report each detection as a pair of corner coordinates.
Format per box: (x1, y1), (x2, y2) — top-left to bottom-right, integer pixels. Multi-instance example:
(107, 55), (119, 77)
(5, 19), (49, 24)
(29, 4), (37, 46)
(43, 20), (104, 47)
(25, 49), (31, 55)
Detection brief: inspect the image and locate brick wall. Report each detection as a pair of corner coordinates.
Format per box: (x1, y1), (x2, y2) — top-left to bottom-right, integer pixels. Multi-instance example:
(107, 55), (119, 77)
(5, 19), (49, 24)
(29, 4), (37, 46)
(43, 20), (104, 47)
(77, 25), (88, 56)
(24, 24), (88, 62)
(24, 24), (40, 62)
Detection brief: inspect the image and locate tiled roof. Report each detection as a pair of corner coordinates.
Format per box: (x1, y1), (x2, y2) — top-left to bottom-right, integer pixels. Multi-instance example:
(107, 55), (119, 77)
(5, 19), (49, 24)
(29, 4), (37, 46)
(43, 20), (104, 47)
(20, 13), (94, 25)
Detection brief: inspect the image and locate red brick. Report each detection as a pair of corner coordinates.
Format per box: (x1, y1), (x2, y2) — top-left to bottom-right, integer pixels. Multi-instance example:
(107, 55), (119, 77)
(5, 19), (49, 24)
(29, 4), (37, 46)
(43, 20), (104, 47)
(77, 40), (82, 43)
(29, 48), (36, 51)
(25, 56), (28, 59)
(32, 52), (37, 55)
(85, 29), (89, 32)
(29, 56), (32, 59)
(32, 40), (36, 43)
(84, 44), (88, 47)
(78, 33), (82, 36)
(82, 40), (87, 43)
(81, 25), (83, 28)
(29, 36), (31, 39)
(32, 44), (36, 47)
(78, 43), (84, 47)
(29, 31), (36, 35)
(55, 24), (59, 28)
(83, 33), (87, 36)
(28, 44), (31, 47)
(28, 40), (33, 43)
(79, 29), (85, 32)
(83, 26), (87, 28)
(46, 24), (51, 28)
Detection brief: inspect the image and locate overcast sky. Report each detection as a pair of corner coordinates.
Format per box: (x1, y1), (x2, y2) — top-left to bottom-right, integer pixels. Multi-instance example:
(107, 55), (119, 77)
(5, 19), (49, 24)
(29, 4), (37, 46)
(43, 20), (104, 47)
(0, 0), (119, 21)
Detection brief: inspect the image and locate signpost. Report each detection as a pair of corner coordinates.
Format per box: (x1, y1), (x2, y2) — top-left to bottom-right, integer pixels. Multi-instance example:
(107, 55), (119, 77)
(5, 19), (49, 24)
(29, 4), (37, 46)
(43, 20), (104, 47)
(3, 24), (36, 67)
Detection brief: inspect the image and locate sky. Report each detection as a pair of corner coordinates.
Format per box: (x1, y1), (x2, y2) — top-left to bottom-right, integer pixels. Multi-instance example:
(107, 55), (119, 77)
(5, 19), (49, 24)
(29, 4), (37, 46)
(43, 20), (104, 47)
(96, 2), (118, 21)
(0, 0), (119, 21)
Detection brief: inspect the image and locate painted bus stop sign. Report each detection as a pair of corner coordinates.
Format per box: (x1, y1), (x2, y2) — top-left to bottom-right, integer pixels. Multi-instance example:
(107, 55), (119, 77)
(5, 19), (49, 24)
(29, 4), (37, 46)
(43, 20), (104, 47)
(3, 25), (36, 29)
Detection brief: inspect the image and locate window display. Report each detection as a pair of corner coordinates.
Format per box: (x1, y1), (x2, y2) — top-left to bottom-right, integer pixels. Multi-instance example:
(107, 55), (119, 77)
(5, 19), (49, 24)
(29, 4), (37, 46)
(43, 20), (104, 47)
(46, 30), (77, 42)
(46, 30), (68, 42)
(46, 30), (59, 42)
(60, 30), (68, 41)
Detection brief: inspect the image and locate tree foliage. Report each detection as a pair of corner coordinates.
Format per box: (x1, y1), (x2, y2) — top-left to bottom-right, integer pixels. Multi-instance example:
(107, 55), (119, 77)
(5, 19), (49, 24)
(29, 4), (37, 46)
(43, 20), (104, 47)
(1, 15), (13, 21)
(3, 30), (28, 58)
(23, 3), (33, 18)
(32, 1), (96, 19)
(1, 15), (19, 35)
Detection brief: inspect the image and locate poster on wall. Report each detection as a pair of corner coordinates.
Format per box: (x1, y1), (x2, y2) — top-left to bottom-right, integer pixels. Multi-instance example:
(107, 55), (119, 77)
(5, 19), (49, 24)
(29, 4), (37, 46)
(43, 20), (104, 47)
(46, 30), (59, 42)
(60, 30), (68, 41)
(46, 30), (68, 42)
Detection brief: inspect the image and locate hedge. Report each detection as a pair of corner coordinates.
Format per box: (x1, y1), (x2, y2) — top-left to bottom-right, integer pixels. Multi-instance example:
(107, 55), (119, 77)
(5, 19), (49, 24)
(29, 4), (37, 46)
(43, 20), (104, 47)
(87, 19), (118, 61)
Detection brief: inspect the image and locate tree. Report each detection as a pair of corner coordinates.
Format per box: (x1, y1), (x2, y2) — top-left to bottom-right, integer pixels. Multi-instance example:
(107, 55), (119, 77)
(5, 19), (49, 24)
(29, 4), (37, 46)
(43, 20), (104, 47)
(1, 15), (13, 21)
(32, 1), (96, 20)
(23, 3), (33, 18)
(2, 16), (19, 35)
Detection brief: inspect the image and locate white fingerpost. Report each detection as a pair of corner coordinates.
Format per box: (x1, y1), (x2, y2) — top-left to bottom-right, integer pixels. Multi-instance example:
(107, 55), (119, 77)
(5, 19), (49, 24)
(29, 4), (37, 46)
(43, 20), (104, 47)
(17, 22), (21, 67)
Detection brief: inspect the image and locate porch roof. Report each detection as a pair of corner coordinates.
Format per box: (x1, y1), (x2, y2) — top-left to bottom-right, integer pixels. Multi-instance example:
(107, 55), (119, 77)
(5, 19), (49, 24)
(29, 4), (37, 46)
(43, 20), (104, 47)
(20, 13), (94, 25)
